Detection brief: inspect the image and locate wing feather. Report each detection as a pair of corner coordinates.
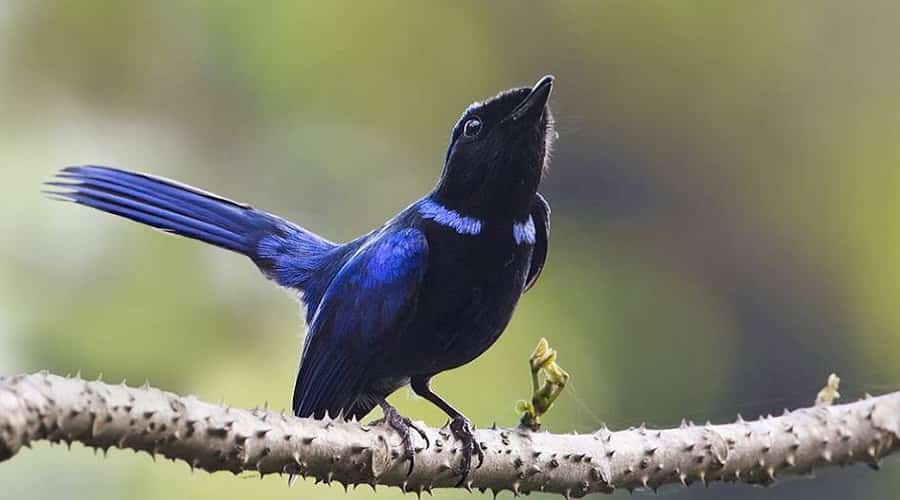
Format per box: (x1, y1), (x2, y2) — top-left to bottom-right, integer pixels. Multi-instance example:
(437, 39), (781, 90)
(525, 193), (550, 292)
(292, 228), (428, 418)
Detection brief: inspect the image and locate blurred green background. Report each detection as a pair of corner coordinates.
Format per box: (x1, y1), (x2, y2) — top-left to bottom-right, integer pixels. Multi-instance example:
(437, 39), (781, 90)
(1, 2), (898, 499)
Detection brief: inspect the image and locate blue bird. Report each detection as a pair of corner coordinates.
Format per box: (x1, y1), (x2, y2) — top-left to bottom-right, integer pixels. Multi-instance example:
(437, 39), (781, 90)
(47, 75), (556, 481)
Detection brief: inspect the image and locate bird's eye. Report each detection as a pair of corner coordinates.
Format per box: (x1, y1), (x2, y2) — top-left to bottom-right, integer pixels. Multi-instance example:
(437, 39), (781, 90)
(462, 117), (482, 138)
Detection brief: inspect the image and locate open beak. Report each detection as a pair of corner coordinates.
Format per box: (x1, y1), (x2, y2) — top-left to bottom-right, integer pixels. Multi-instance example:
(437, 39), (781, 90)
(509, 75), (554, 121)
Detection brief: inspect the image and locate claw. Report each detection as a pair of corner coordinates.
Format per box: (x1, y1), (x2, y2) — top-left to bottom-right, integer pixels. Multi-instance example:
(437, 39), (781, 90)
(378, 405), (428, 476)
(409, 420), (431, 449)
(450, 416), (483, 486)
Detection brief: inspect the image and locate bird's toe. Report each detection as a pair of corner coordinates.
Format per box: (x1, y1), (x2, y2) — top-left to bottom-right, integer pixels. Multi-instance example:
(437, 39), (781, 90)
(379, 405), (427, 476)
(450, 416), (482, 486)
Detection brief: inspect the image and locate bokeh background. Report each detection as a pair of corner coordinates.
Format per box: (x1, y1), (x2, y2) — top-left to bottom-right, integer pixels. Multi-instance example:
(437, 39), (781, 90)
(1, 2), (899, 499)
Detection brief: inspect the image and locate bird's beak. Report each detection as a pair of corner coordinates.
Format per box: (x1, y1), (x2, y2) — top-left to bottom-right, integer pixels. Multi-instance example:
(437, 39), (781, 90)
(509, 75), (554, 122)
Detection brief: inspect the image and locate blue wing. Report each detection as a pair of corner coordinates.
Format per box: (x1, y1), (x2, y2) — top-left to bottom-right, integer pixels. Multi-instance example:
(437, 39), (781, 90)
(292, 228), (429, 419)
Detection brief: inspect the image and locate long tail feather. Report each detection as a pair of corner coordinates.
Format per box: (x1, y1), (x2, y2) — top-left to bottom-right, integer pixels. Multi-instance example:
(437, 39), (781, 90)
(47, 165), (336, 295)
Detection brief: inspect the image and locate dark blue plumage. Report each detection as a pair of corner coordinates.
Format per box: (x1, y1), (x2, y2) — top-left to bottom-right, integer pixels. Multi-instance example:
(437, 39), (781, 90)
(48, 75), (557, 481)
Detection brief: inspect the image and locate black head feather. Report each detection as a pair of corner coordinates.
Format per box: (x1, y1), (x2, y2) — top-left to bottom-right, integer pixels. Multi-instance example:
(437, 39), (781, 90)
(434, 75), (555, 221)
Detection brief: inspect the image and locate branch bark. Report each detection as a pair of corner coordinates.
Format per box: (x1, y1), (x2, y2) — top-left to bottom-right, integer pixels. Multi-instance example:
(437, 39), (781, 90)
(1, 372), (897, 497)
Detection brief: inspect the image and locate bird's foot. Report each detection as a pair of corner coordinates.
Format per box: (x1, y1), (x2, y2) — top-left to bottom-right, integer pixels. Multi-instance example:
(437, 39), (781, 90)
(450, 415), (484, 486)
(378, 405), (429, 476)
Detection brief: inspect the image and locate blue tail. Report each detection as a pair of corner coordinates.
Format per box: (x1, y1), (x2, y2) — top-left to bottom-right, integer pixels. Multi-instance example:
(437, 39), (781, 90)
(47, 166), (336, 296)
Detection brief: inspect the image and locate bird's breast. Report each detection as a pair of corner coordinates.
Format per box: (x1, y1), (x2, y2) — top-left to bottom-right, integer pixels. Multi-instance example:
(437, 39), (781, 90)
(382, 219), (534, 376)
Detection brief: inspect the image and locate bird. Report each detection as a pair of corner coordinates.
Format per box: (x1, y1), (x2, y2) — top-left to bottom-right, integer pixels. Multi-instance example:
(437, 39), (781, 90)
(46, 75), (556, 482)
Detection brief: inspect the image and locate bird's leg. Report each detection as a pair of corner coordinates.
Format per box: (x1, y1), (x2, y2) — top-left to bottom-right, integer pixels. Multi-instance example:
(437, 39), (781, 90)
(376, 400), (429, 476)
(411, 377), (484, 485)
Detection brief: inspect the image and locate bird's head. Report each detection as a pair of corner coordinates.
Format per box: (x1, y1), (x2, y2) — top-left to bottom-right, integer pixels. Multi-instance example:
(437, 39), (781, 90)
(433, 75), (556, 221)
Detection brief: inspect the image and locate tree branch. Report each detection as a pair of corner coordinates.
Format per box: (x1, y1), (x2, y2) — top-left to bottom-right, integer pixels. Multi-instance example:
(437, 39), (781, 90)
(1, 372), (897, 496)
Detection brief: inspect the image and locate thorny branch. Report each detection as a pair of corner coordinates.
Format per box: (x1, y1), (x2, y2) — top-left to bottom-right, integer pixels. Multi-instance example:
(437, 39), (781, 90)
(1, 372), (898, 497)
